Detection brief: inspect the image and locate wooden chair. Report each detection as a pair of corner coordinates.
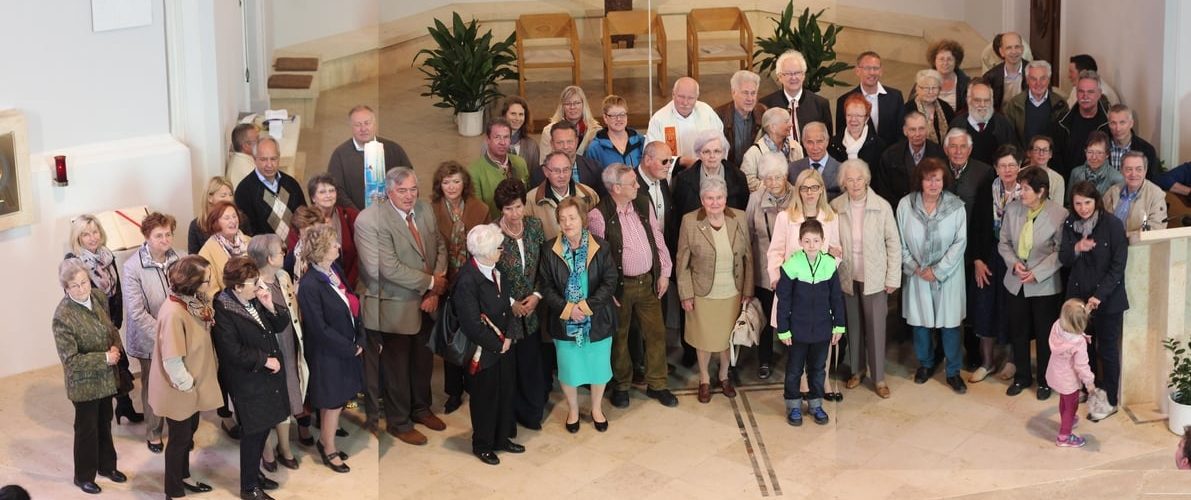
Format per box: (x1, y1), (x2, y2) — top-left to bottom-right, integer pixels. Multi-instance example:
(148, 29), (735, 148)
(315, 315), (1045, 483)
(515, 13), (581, 99)
(686, 7), (753, 81)
(603, 10), (668, 97)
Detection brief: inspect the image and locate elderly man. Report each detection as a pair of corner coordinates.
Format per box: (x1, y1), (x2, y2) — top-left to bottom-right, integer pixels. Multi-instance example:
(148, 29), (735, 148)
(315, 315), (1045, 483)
(1106, 104), (1160, 181)
(354, 167), (448, 445)
(982, 32), (1027, 112)
(949, 79), (1018, 166)
(225, 123), (259, 190)
(1055, 70), (1110, 176)
(233, 136), (307, 238)
(1066, 54), (1121, 109)
(760, 50), (833, 141)
(469, 118), (530, 218)
(875, 111), (946, 204)
(588, 164), (678, 409)
(1004, 61), (1069, 146)
(646, 77), (724, 170)
(326, 105), (415, 210)
(1103, 152), (1168, 233)
(788, 122), (842, 199)
(835, 51), (905, 145)
(529, 121), (606, 198)
(715, 70), (766, 169)
(526, 151), (600, 241)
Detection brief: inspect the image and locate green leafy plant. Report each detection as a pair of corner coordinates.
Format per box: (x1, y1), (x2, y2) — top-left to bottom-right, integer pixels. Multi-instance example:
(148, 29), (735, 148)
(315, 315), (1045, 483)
(753, 1), (852, 92)
(413, 12), (518, 113)
(1165, 338), (1191, 405)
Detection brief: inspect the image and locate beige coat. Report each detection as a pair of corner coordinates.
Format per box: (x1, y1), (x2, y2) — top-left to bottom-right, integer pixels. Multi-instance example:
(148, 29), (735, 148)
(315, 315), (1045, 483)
(196, 232), (251, 297)
(830, 188), (902, 296)
(676, 208), (754, 299)
(147, 299), (223, 420)
(274, 270), (309, 396)
(526, 181), (600, 241)
(1103, 180), (1168, 233)
(353, 199), (447, 334)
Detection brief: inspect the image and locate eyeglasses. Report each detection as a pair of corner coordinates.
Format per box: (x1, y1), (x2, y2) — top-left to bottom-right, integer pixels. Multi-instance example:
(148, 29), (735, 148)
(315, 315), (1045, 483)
(1031, 147), (1052, 153)
(778, 71), (805, 78)
(799, 184), (822, 193)
(65, 280), (90, 291)
(1085, 149), (1107, 157)
(563, 100), (583, 107)
(918, 86), (940, 92)
(700, 149), (724, 156)
(604, 113), (627, 119)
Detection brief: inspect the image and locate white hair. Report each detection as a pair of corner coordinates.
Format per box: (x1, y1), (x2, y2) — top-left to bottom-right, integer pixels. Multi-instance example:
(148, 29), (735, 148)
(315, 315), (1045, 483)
(773, 50), (807, 82)
(693, 129), (730, 158)
(944, 127), (973, 146)
(59, 258), (89, 288)
(758, 152), (789, 180)
(699, 176), (728, 197)
(837, 159), (872, 186)
(730, 70), (761, 91)
(761, 107), (791, 134)
(385, 166), (417, 190)
(1026, 59), (1052, 79)
(915, 68), (943, 87)
(801, 121), (828, 141)
(466, 224), (504, 261)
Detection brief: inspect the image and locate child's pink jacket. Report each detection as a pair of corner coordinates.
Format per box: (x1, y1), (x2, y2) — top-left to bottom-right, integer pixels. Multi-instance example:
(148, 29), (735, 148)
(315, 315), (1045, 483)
(1045, 320), (1095, 394)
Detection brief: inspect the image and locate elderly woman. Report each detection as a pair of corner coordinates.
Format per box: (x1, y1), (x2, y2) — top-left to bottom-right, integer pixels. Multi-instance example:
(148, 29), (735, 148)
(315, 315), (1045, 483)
(66, 215), (142, 425)
(148, 255), (222, 499)
(586, 95), (646, 170)
(767, 169), (842, 292)
(829, 93), (887, 170)
(500, 96), (540, 169)
(454, 224), (526, 465)
(745, 153), (797, 379)
(969, 146), (1023, 383)
(431, 161), (491, 413)
(830, 159), (901, 398)
(539, 197), (617, 432)
(677, 177), (754, 403)
(912, 39), (970, 113)
(905, 69), (956, 145)
(673, 130), (750, 218)
(742, 107), (804, 192)
(53, 258), (128, 495)
(492, 179), (548, 430)
(1061, 181), (1129, 421)
(188, 176), (234, 255)
(211, 257), (292, 498)
(120, 212), (179, 453)
(896, 158), (968, 394)
(298, 174), (360, 287)
(285, 206), (322, 281)
(998, 166), (1068, 399)
(297, 225), (364, 473)
(1068, 131), (1124, 204)
(248, 234), (308, 472)
(198, 200), (251, 297)
(1103, 151), (1168, 233)
(539, 86), (602, 157)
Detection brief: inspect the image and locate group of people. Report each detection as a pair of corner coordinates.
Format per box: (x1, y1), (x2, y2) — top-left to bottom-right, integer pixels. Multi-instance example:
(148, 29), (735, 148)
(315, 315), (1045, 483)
(50, 31), (1191, 497)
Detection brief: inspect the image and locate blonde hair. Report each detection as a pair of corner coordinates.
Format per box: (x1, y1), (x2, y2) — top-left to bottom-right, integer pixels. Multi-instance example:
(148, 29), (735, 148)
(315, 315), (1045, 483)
(1059, 298), (1089, 334)
(301, 224), (340, 267)
(69, 214), (108, 256)
(548, 86), (600, 132)
(786, 169), (836, 222)
(199, 176), (235, 234)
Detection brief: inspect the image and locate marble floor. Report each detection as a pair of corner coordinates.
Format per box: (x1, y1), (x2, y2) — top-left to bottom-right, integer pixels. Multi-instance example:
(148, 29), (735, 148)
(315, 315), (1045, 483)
(4, 52), (1190, 499)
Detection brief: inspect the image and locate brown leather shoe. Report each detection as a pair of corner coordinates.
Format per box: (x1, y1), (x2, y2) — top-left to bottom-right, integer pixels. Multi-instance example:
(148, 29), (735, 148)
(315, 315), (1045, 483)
(875, 382), (891, 399)
(389, 428), (428, 446)
(845, 375), (862, 389)
(720, 378), (737, 398)
(414, 413), (446, 431)
(697, 383), (711, 404)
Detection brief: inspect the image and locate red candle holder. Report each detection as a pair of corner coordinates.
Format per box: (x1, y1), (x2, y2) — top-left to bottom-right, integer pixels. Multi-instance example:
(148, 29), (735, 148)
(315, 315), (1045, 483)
(53, 155), (68, 186)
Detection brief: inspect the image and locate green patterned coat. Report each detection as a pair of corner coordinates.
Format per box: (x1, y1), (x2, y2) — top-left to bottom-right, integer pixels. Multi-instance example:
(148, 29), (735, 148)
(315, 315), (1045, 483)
(52, 290), (123, 402)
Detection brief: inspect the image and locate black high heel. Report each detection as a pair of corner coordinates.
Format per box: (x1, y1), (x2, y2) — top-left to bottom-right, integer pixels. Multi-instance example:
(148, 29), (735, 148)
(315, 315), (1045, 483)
(115, 396), (144, 424)
(275, 444), (299, 470)
(182, 480), (212, 493)
(317, 441), (350, 473)
(147, 440), (164, 454)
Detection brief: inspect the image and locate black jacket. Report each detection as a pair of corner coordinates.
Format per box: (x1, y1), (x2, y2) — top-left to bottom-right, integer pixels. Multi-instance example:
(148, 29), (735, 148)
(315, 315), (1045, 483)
(297, 266), (364, 409)
(827, 128), (887, 174)
(212, 290), (292, 435)
(672, 161), (749, 221)
(758, 89), (834, 139)
(834, 85), (906, 145)
(907, 67), (970, 115)
(637, 169), (677, 262)
(1059, 210), (1129, 315)
(451, 261), (521, 371)
(530, 155), (606, 199)
(904, 99), (957, 145)
(874, 139), (946, 206)
(944, 160), (995, 264)
(948, 112), (1020, 166)
(1055, 103), (1110, 175)
(983, 60), (1029, 112)
(326, 137), (413, 210)
(1119, 134), (1162, 183)
(538, 234), (619, 343)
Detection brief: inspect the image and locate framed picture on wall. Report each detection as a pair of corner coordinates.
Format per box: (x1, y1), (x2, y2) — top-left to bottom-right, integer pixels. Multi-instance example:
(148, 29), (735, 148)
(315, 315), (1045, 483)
(0, 109), (35, 231)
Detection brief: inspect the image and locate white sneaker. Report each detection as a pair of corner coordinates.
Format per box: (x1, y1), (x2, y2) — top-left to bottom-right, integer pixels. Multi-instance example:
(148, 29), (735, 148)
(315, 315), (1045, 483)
(1088, 406), (1118, 422)
(968, 367), (991, 383)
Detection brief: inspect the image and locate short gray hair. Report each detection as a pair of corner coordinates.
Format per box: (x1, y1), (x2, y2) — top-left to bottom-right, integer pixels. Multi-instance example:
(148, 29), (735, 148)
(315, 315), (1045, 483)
(944, 127), (973, 146)
(385, 166), (417, 191)
(837, 159), (872, 186)
(601, 163), (633, 190)
(693, 129), (729, 157)
(761, 107), (791, 134)
(466, 224), (504, 260)
(1026, 59), (1052, 78)
(801, 121), (828, 141)
(247, 234), (283, 269)
(730, 70), (761, 91)
(699, 176), (728, 197)
(1077, 69), (1102, 90)
(59, 258), (89, 289)
(758, 152), (789, 180)
(915, 68), (943, 87)
(773, 50), (807, 82)
(1121, 150), (1148, 169)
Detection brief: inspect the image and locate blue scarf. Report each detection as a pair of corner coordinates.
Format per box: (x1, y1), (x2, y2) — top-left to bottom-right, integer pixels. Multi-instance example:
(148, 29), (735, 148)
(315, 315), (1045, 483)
(563, 231), (592, 345)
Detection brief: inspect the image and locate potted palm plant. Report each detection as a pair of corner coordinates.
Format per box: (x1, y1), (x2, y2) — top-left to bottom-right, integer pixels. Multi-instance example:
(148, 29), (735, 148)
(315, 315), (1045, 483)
(413, 12), (518, 136)
(1165, 337), (1191, 435)
(753, 1), (852, 92)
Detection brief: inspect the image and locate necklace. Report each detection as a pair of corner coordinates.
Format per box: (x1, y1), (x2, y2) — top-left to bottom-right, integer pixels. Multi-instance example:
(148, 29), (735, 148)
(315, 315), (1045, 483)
(500, 217), (524, 239)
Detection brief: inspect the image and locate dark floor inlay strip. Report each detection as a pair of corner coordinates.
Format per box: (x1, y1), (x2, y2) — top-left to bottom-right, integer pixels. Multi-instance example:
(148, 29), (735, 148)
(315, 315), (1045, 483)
(729, 395), (770, 497)
(741, 391), (782, 496)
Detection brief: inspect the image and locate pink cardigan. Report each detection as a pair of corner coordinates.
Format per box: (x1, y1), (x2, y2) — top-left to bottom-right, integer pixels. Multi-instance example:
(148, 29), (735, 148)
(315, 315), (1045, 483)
(765, 210), (841, 287)
(1044, 320), (1095, 395)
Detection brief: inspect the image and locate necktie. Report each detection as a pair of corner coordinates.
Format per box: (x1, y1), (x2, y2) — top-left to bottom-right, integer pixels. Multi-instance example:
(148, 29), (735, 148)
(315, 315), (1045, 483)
(789, 98), (801, 143)
(977, 122), (986, 132)
(407, 212), (426, 259)
(812, 162), (822, 172)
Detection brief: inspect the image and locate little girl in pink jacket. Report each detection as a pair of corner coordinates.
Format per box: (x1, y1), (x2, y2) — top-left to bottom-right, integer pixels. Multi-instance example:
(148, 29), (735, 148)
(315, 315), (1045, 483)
(1045, 298), (1097, 448)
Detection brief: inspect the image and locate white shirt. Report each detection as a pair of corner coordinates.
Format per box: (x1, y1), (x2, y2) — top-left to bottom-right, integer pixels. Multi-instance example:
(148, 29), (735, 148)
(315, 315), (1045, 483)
(861, 82), (887, 131)
(645, 100), (724, 159)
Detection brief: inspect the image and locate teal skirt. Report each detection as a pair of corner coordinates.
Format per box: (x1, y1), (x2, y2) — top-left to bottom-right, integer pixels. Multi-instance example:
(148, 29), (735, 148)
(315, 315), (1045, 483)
(554, 337), (612, 387)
